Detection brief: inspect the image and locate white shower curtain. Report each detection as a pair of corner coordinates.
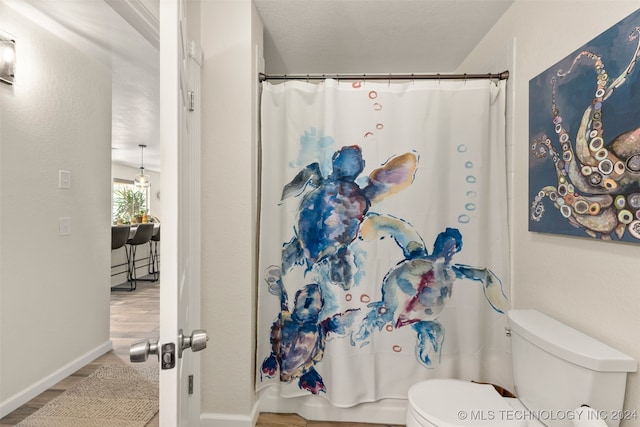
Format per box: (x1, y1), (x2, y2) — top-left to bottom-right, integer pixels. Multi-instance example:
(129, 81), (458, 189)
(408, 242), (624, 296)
(257, 78), (511, 408)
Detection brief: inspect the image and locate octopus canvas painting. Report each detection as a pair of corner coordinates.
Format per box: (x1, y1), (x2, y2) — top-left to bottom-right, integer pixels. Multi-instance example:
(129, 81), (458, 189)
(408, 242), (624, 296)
(529, 8), (640, 242)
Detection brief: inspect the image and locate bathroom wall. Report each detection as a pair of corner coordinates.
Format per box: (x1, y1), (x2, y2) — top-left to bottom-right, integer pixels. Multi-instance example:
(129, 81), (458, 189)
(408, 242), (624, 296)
(194, 0), (640, 424)
(459, 1), (640, 422)
(199, 0), (263, 424)
(0, 2), (112, 416)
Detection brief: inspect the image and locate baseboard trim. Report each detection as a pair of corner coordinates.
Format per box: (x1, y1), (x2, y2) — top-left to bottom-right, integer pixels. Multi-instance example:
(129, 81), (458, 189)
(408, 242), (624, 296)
(200, 399), (260, 427)
(0, 340), (112, 418)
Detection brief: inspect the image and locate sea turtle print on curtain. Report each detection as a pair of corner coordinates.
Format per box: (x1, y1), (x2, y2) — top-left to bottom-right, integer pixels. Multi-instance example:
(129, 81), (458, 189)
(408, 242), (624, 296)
(257, 78), (511, 406)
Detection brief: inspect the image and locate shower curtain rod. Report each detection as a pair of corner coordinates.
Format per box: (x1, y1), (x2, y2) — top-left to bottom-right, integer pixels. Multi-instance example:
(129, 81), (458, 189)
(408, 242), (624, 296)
(259, 70), (509, 82)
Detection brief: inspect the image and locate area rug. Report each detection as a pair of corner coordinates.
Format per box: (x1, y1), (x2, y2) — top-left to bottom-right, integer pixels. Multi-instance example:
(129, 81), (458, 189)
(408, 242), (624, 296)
(17, 365), (159, 427)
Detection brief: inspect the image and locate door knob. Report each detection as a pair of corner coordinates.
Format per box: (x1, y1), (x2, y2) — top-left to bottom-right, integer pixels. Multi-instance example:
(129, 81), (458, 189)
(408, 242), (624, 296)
(130, 338), (159, 363)
(178, 329), (209, 358)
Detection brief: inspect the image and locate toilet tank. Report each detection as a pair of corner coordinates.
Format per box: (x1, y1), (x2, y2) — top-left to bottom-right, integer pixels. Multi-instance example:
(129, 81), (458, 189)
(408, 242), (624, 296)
(508, 310), (637, 427)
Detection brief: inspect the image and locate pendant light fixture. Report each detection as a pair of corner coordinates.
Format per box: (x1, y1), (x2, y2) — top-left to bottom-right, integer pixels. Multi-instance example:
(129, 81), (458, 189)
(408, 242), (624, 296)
(134, 144), (151, 187)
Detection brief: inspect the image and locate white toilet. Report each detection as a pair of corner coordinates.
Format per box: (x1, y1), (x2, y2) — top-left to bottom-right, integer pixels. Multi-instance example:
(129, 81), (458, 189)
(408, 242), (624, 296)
(407, 310), (637, 427)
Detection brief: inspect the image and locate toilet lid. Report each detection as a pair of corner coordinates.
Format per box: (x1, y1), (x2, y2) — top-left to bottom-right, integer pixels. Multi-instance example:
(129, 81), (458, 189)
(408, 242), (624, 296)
(408, 379), (527, 427)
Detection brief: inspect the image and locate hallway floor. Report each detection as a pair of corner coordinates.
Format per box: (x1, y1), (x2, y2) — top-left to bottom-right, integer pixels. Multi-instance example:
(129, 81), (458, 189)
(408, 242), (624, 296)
(0, 278), (402, 426)
(0, 277), (160, 426)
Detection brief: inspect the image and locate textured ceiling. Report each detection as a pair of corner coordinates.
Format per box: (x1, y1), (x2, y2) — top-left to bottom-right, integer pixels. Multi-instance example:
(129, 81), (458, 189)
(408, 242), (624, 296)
(17, 0), (515, 172)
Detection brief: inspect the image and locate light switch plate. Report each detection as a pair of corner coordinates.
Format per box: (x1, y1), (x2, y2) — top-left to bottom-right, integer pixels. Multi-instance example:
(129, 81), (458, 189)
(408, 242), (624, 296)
(59, 170), (71, 189)
(59, 218), (71, 236)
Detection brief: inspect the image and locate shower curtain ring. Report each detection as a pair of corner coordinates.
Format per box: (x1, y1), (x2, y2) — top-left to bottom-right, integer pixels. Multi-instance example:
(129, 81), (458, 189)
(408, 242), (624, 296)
(306, 74), (310, 83)
(388, 73), (391, 87)
(437, 73), (441, 85)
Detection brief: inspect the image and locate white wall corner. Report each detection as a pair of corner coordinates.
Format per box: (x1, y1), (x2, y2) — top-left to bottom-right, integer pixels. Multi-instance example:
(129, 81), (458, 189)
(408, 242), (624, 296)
(104, 0), (159, 49)
(0, 341), (112, 418)
(200, 399), (260, 427)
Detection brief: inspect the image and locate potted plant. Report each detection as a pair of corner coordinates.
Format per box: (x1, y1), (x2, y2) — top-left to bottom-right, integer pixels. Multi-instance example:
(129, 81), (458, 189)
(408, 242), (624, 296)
(113, 188), (147, 224)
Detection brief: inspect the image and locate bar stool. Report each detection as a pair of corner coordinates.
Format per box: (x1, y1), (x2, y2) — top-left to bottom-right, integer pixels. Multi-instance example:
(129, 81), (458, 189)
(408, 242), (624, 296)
(111, 225), (130, 251)
(148, 225), (160, 281)
(125, 223), (155, 291)
(110, 225), (131, 291)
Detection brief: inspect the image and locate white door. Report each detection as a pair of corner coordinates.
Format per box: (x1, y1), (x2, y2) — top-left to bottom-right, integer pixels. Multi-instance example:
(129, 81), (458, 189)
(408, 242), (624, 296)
(158, 0), (203, 424)
(130, 1), (203, 423)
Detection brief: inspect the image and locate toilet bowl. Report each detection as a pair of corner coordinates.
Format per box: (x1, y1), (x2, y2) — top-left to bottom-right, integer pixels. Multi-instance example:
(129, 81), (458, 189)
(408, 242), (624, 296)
(406, 310), (637, 427)
(407, 379), (533, 427)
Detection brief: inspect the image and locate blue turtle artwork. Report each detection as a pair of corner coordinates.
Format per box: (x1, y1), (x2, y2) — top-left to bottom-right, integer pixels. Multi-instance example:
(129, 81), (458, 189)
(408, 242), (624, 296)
(260, 266), (360, 394)
(351, 213), (509, 367)
(262, 136), (508, 394)
(280, 144), (418, 290)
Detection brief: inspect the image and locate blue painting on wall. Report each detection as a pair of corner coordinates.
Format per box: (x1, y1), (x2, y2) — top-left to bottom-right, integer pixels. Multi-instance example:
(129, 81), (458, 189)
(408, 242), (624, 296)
(529, 9), (640, 242)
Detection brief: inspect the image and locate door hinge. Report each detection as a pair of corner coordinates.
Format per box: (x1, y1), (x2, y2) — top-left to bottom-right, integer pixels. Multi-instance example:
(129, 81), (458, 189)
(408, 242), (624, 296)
(188, 374), (194, 395)
(188, 91), (195, 112)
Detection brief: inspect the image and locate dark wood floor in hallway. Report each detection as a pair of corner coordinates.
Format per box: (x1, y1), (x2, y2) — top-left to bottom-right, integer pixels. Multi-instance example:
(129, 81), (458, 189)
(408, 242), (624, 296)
(0, 277), (402, 426)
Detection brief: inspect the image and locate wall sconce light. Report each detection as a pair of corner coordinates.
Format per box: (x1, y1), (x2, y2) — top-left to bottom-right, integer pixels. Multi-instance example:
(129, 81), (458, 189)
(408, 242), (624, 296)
(0, 29), (15, 85)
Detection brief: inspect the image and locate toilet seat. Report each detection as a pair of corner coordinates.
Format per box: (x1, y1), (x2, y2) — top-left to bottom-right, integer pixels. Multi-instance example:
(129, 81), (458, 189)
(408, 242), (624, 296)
(407, 379), (527, 427)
